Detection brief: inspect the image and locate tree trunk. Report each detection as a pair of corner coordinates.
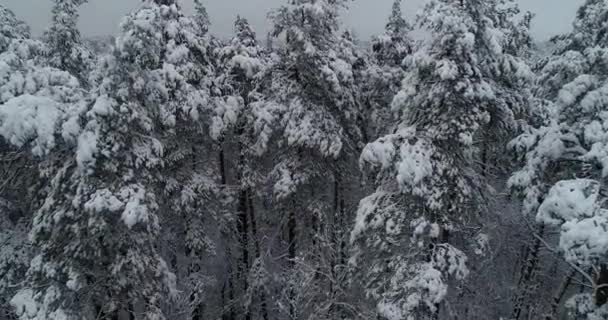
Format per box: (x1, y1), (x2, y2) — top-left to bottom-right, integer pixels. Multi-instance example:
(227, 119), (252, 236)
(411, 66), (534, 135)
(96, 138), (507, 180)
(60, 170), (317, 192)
(595, 264), (608, 307)
(546, 270), (574, 320)
(247, 190), (269, 320)
(288, 205), (297, 319)
(512, 225), (544, 320)
(221, 277), (237, 320)
(481, 139), (489, 177)
(237, 189), (251, 320)
(219, 149), (236, 320)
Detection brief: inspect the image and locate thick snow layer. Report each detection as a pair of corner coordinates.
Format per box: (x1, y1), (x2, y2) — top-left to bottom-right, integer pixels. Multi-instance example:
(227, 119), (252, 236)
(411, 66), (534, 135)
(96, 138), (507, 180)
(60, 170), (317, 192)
(0, 94), (60, 156)
(396, 137), (434, 188)
(11, 286), (69, 320)
(230, 55), (263, 79)
(284, 99), (343, 158)
(360, 134), (397, 170)
(120, 186), (151, 229)
(538, 179), (608, 265)
(84, 188), (124, 213)
(560, 214), (608, 265)
(76, 130), (98, 172)
(537, 179), (601, 225)
(210, 96), (241, 141)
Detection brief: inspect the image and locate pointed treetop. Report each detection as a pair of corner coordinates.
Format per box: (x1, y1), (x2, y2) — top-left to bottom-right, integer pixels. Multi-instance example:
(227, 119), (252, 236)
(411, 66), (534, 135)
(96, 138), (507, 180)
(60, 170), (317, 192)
(46, 0), (90, 83)
(372, 0), (412, 66)
(0, 5), (30, 52)
(573, 0), (608, 46)
(270, 0), (352, 51)
(234, 15), (257, 45)
(194, 0), (211, 35)
(386, 0), (410, 36)
(53, 0), (88, 5)
(148, 0), (176, 5)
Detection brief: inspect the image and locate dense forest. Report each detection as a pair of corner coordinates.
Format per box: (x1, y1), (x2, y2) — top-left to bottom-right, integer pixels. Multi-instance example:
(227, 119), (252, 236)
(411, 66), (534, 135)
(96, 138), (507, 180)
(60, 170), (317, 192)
(0, 0), (608, 319)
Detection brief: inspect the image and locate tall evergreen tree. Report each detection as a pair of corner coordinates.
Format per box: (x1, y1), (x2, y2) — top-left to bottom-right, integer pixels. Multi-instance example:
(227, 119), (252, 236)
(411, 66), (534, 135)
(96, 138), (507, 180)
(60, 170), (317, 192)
(351, 0), (533, 319)
(510, 0), (608, 318)
(9, 1), (221, 318)
(0, 5), (30, 53)
(246, 0), (364, 318)
(372, 0), (412, 67)
(193, 0), (211, 37)
(0, 7), (87, 318)
(214, 15), (270, 320)
(45, 0), (91, 83)
(364, 0), (414, 140)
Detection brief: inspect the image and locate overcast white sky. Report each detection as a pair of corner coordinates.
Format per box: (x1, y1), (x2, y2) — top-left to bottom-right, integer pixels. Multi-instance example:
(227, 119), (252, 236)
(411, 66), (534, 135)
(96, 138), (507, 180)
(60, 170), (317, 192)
(2, 0), (585, 41)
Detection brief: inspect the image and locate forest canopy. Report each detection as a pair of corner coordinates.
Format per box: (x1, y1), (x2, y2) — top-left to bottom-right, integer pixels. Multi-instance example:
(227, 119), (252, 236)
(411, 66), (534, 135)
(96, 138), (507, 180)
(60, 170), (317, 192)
(1, 0), (608, 320)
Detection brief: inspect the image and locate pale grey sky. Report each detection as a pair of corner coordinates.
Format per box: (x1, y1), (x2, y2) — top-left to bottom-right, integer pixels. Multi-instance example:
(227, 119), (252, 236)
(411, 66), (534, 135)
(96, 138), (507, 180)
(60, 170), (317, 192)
(1, 0), (585, 41)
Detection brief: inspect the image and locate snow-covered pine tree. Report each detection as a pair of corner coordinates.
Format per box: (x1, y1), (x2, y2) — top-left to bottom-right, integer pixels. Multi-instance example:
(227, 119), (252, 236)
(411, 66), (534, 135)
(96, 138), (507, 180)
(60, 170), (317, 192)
(372, 0), (412, 67)
(336, 29), (374, 145)
(9, 1), (224, 318)
(478, 0), (536, 175)
(351, 0), (533, 318)
(44, 0), (92, 84)
(215, 15), (270, 320)
(363, 0), (414, 141)
(217, 15), (265, 107)
(154, 2), (225, 319)
(0, 5), (30, 53)
(193, 0), (211, 37)
(361, 0), (414, 140)
(509, 0), (608, 318)
(243, 0), (364, 318)
(0, 7), (88, 318)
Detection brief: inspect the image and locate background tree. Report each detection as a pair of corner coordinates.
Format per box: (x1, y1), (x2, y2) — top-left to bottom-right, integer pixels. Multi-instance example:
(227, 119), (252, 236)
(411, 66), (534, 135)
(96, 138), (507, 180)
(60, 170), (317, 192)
(45, 0), (92, 84)
(372, 0), (412, 67)
(363, 0), (414, 142)
(510, 0), (608, 318)
(0, 5), (30, 53)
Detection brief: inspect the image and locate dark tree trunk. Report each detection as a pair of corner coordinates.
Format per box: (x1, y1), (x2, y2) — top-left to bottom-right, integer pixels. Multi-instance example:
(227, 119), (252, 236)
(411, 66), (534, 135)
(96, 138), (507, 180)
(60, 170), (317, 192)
(219, 149), (236, 320)
(221, 278), (237, 320)
(288, 205), (297, 319)
(546, 270), (574, 320)
(247, 190), (269, 320)
(595, 264), (608, 307)
(512, 225), (544, 320)
(481, 139), (489, 177)
(238, 189), (251, 320)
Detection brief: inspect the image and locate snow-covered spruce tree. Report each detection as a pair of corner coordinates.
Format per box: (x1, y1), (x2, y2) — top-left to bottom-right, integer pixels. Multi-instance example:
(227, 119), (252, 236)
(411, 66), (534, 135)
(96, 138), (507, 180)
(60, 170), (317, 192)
(9, 1), (224, 318)
(0, 5), (30, 53)
(44, 0), (92, 84)
(351, 0), (533, 318)
(217, 15), (265, 106)
(0, 210), (30, 319)
(536, 0), (608, 102)
(152, 2), (225, 318)
(372, 0), (412, 68)
(509, 0), (608, 318)
(337, 29), (372, 144)
(193, 0), (211, 37)
(363, 0), (414, 140)
(0, 8), (88, 317)
(242, 0), (364, 318)
(472, 0), (536, 175)
(214, 15), (271, 320)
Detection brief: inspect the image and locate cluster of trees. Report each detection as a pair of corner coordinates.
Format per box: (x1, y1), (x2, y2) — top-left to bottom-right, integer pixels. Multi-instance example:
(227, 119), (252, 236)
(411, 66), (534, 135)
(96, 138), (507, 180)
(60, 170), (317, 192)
(0, 0), (607, 319)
